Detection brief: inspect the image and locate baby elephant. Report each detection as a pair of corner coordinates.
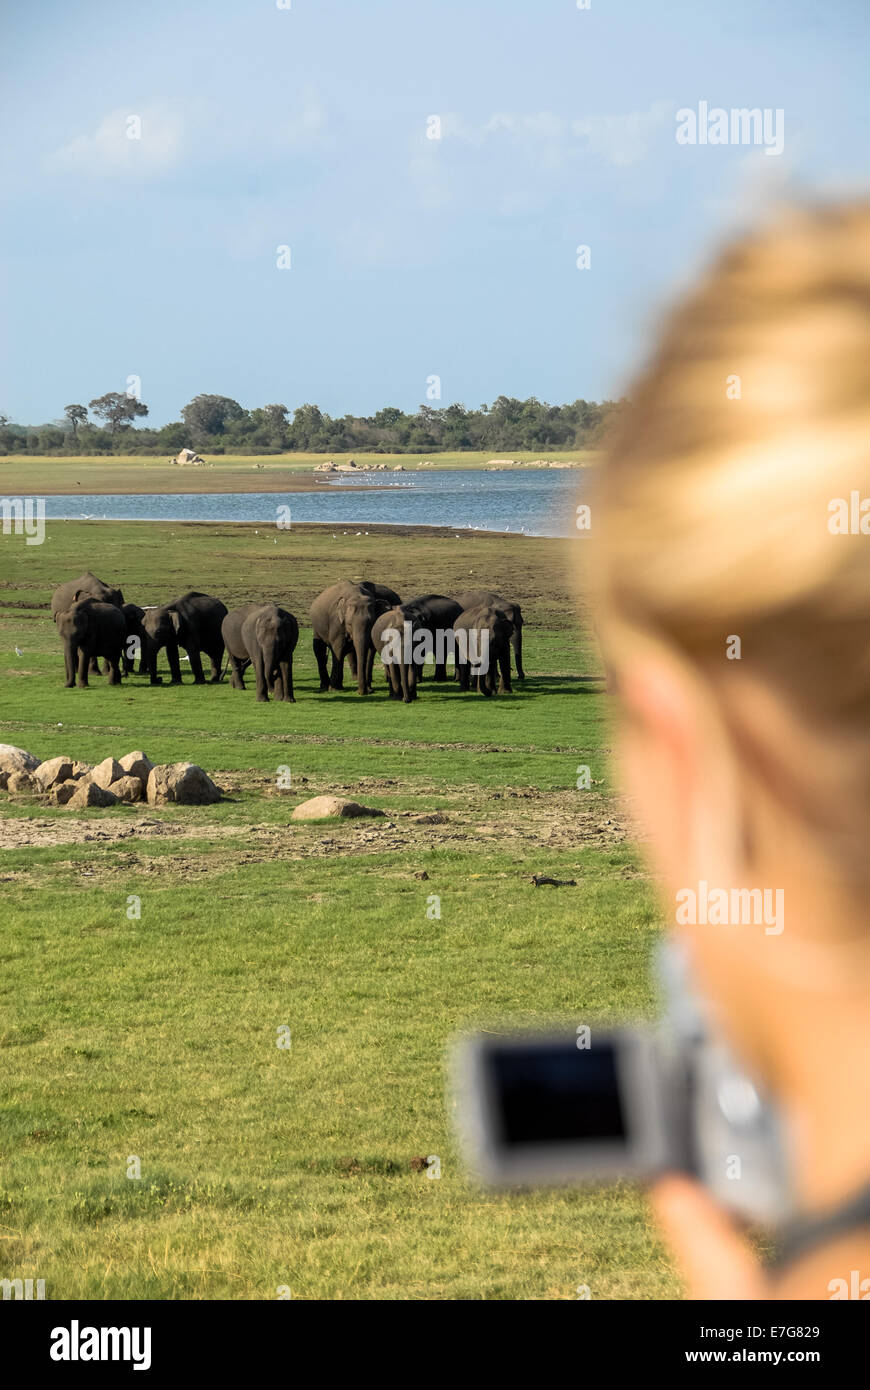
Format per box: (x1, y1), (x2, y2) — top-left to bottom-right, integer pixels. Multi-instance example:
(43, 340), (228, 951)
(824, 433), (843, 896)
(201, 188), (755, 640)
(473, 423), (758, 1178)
(57, 598), (126, 688)
(222, 603), (299, 702)
(453, 603), (515, 697)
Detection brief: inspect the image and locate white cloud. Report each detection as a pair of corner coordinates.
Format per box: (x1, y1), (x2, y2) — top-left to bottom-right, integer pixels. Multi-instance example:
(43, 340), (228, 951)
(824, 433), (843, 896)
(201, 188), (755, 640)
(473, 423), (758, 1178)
(418, 101), (672, 170)
(570, 100), (674, 166)
(282, 93), (329, 149)
(46, 103), (185, 178)
(408, 101), (674, 210)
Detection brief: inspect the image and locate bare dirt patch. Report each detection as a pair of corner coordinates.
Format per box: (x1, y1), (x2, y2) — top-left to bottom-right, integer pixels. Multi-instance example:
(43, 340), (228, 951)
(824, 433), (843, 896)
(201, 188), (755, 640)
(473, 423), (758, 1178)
(0, 778), (634, 876)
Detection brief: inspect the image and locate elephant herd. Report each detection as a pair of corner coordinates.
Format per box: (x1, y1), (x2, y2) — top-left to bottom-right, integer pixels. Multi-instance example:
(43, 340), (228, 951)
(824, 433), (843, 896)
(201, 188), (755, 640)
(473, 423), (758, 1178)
(50, 571), (526, 702)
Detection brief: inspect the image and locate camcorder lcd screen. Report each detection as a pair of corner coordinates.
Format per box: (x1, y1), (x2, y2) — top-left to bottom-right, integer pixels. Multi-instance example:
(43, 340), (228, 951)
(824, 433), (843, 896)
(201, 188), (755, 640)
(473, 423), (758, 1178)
(488, 1041), (627, 1146)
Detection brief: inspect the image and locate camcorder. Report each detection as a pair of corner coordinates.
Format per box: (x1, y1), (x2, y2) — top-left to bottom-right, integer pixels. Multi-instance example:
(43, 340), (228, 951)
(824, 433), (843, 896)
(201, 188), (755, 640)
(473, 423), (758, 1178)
(453, 941), (793, 1224)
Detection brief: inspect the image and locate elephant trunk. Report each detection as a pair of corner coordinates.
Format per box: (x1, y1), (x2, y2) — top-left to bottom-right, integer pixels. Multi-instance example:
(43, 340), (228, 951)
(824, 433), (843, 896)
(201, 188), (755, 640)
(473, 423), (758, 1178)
(351, 617), (370, 695)
(512, 621), (524, 679)
(165, 636), (182, 684)
(259, 638), (276, 700)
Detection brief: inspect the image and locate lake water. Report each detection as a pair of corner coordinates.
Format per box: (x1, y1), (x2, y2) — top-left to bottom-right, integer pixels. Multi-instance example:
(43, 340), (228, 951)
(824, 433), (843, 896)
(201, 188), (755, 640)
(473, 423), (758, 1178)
(42, 468), (587, 539)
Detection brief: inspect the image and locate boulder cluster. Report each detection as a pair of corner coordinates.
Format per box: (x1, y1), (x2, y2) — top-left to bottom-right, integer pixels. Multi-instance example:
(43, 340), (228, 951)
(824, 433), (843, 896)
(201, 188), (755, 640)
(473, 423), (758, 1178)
(313, 459), (404, 473)
(0, 744), (221, 808)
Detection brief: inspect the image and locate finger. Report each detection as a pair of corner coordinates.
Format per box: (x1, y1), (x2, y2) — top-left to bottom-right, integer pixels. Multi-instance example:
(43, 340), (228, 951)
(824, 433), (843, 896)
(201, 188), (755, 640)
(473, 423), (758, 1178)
(650, 1173), (767, 1300)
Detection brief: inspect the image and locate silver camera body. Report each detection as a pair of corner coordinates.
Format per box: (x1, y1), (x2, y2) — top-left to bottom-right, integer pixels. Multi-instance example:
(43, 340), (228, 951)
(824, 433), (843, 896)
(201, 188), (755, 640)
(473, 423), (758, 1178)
(453, 942), (793, 1225)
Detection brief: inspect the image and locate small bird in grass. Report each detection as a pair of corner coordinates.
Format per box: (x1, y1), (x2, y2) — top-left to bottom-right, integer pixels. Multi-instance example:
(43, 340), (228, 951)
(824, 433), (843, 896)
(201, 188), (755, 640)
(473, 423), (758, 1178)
(14, 646), (23, 657)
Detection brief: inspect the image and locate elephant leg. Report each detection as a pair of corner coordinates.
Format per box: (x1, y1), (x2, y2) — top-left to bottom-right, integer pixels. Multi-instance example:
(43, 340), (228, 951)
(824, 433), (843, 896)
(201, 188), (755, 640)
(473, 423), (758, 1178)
(329, 647), (345, 690)
(229, 654), (247, 690)
(347, 647), (358, 678)
(313, 636), (331, 691)
(498, 646), (512, 694)
(252, 649), (269, 702)
(187, 647), (206, 684)
(365, 645), (376, 695)
(207, 648), (223, 682)
(166, 639), (182, 685)
(64, 643), (77, 688)
(107, 654), (122, 686)
(456, 661), (470, 692)
(279, 659), (294, 702)
(77, 647), (90, 688)
(388, 663), (402, 698)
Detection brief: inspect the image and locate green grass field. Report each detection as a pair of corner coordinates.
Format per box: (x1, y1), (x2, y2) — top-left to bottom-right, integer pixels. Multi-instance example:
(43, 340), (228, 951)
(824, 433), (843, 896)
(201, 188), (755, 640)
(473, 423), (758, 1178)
(0, 520), (677, 1300)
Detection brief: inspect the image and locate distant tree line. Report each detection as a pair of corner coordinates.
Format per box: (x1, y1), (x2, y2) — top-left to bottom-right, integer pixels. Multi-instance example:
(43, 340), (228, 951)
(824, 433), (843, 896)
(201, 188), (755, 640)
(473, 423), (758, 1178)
(0, 392), (623, 456)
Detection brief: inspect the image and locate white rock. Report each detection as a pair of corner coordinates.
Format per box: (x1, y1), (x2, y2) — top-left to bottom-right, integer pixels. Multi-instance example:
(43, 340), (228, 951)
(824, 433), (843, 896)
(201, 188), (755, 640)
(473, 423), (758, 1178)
(118, 751), (154, 783)
(92, 757), (125, 790)
(33, 756), (74, 791)
(0, 744), (40, 790)
(146, 763), (221, 806)
(291, 795), (383, 821)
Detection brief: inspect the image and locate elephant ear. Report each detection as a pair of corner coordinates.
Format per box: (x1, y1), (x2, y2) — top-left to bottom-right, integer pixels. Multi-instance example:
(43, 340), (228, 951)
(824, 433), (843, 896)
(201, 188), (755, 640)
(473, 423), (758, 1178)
(73, 589), (85, 603)
(169, 610), (183, 634)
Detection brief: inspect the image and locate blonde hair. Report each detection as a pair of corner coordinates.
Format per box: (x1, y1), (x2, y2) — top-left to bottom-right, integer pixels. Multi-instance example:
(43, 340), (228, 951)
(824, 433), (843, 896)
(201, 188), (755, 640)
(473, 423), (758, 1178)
(595, 201), (870, 869)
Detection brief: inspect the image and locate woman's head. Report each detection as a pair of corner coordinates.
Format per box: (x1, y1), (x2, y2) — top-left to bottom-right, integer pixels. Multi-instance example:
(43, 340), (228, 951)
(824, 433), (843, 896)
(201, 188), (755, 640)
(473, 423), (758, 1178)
(593, 203), (870, 1106)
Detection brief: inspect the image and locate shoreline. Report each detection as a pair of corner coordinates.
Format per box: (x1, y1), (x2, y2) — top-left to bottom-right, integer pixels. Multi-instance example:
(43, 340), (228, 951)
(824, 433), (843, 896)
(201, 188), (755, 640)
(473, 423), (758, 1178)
(38, 517), (579, 541)
(10, 474), (380, 498)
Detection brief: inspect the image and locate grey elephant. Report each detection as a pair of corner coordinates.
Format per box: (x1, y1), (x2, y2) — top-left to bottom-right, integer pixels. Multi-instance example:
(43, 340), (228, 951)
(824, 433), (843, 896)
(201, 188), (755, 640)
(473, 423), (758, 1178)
(372, 594), (463, 701)
(453, 603), (515, 696)
(51, 570), (125, 620)
(310, 580), (401, 695)
(121, 603), (149, 676)
(51, 571), (125, 675)
(221, 603), (299, 702)
(454, 589), (525, 680)
(57, 598), (126, 688)
(142, 591), (228, 685)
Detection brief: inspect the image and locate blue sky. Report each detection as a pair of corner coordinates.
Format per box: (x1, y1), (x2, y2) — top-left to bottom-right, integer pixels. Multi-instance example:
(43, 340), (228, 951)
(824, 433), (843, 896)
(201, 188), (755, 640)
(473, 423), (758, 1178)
(1, 0), (868, 426)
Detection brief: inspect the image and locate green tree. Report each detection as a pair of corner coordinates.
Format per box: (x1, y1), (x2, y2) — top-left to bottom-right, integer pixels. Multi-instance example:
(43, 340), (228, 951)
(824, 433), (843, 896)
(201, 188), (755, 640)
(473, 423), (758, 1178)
(181, 394), (247, 441)
(64, 403), (88, 438)
(88, 392), (149, 435)
(157, 422), (188, 452)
